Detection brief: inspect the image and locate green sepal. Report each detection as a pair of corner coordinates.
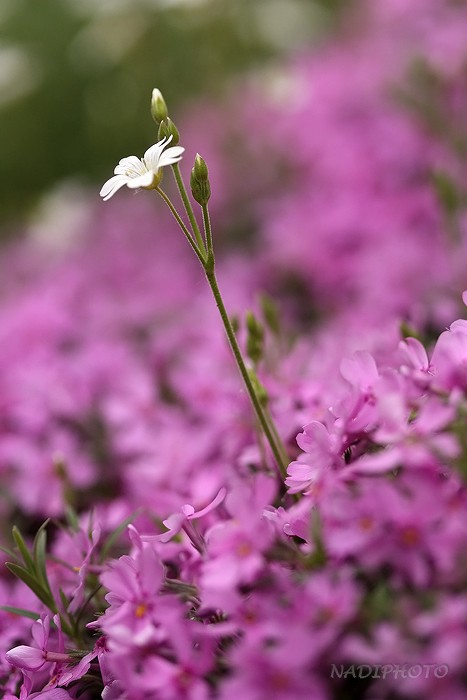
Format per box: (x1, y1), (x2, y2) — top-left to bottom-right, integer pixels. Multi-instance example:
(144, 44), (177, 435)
(158, 118), (180, 146)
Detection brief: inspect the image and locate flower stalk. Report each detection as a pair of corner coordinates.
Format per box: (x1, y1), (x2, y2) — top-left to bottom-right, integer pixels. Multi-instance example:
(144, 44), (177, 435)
(172, 162), (207, 258)
(100, 88), (289, 479)
(204, 267), (288, 478)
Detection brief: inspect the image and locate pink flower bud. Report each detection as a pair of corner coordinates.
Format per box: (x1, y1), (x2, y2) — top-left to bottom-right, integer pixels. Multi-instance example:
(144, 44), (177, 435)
(6, 644), (45, 671)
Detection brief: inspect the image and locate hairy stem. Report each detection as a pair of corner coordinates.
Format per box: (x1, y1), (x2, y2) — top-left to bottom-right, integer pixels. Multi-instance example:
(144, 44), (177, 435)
(156, 187), (206, 266)
(205, 269), (288, 479)
(172, 163), (207, 257)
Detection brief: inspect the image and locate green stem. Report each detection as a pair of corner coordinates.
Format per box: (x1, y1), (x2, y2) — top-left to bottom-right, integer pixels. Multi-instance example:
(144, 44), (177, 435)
(264, 404), (290, 469)
(172, 163), (207, 257)
(156, 188), (206, 266)
(202, 204), (213, 257)
(205, 269), (288, 479)
(157, 188), (288, 478)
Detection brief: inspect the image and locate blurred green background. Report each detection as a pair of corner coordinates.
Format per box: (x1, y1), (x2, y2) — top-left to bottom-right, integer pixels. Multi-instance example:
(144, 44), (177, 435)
(0, 0), (344, 232)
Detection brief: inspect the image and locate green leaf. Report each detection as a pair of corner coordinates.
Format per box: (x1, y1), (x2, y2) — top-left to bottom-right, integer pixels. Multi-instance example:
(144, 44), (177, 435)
(59, 588), (70, 611)
(6, 563), (56, 612)
(0, 544), (17, 560)
(65, 505), (80, 533)
(0, 605), (40, 620)
(33, 525), (52, 596)
(12, 527), (35, 573)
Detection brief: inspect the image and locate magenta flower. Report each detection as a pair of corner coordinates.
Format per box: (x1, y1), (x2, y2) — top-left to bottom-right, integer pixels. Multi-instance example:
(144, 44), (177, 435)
(6, 614), (96, 693)
(67, 523), (101, 614)
(5, 645), (47, 673)
(146, 486), (226, 549)
(432, 318), (467, 392)
(286, 420), (343, 494)
(6, 616), (54, 673)
(95, 529), (167, 649)
(399, 336), (433, 389)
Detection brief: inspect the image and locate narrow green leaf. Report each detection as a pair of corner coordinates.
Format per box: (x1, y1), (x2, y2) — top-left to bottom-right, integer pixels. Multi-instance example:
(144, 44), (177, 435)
(12, 527), (35, 573)
(0, 544), (17, 560)
(59, 588), (69, 611)
(33, 528), (52, 597)
(6, 563), (56, 612)
(0, 605), (40, 620)
(65, 505), (79, 533)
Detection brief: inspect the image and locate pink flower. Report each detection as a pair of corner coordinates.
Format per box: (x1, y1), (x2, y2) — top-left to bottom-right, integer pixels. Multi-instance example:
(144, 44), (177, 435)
(6, 616), (53, 673)
(95, 529), (167, 649)
(200, 475), (276, 610)
(5, 645), (46, 673)
(432, 318), (467, 392)
(146, 487), (226, 550)
(349, 394), (458, 476)
(6, 614), (96, 692)
(399, 336), (433, 389)
(286, 420), (344, 494)
(67, 523), (101, 614)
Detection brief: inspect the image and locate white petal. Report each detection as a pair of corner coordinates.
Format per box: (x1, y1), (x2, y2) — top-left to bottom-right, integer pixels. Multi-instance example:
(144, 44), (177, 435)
(99, 175), (130, 201)
(158, 147), (185, 168)
(115, 156), (146, 177)
(143, 136), (173, 172)
(126, 171), (155, 189)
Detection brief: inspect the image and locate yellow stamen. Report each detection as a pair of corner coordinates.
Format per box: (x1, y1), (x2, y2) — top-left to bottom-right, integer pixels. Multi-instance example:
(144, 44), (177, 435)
(135, 603), (147, 618)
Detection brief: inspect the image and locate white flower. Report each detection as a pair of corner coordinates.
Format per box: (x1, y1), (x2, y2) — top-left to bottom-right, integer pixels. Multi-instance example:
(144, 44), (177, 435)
(99, 136), (184, 201)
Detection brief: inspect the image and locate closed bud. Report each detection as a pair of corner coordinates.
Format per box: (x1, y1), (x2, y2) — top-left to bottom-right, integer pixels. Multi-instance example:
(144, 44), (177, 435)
(158, 118), (180, 146)
(248, 368), (268, 406)
(260, 293), (281, 336)
(230, 315), (240, 334)
(246, 310), (264, 340)
(246, 311), (264, 364)
(193, 153), (209, 181)
(6, 645), (46, 672)
(151, 88), (168, 124)
(190, 153), (211, 205)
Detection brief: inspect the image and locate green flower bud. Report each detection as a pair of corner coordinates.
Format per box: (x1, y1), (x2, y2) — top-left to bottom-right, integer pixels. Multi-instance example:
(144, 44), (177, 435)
(246, 310), (264, 340)
(151, 88), (168, 124)
(230, 315), (240, 334)
(248, 368), (268, 406)
(246, 311), (264, 365)
(260, 294), (281, 337)
(190, 153), (211, 205)
(158, 118), (180, 146)
(193, 153), (209, 181)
